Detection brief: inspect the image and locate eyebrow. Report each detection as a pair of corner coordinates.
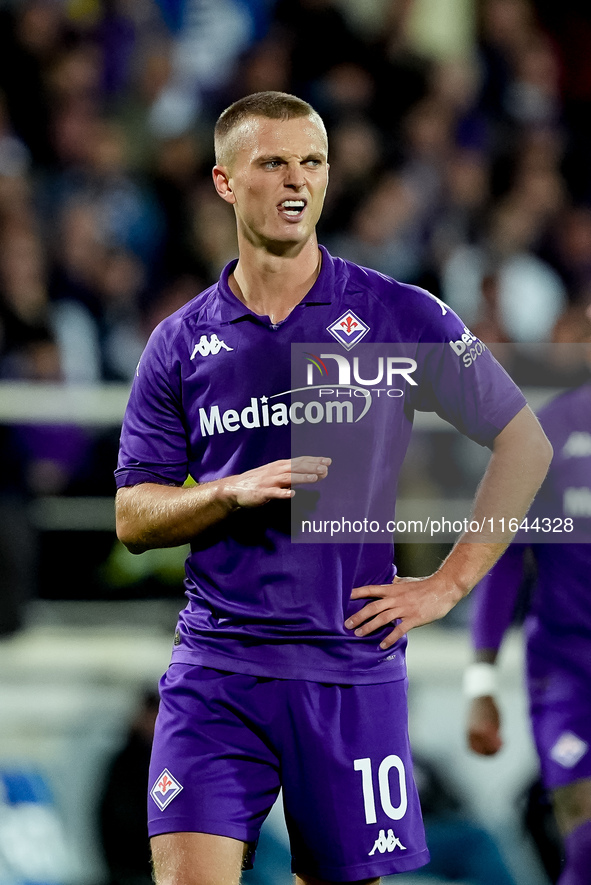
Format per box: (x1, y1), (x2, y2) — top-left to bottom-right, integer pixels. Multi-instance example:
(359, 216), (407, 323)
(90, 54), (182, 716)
(257, 152), (326, 163)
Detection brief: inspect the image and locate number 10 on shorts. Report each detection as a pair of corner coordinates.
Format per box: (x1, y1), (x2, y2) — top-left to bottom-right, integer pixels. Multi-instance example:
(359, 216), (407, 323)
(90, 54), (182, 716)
(354, 756), (408, 824)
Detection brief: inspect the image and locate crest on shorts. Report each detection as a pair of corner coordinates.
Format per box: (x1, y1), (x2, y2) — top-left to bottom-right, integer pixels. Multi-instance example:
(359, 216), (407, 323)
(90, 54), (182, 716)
(327, 310), (370, 350)
(549, 731), (589, 769)
(150, 768), (183, 810)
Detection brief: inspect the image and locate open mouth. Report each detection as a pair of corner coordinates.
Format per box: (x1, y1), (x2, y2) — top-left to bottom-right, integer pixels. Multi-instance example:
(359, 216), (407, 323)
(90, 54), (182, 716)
(278, 199), (307, 219)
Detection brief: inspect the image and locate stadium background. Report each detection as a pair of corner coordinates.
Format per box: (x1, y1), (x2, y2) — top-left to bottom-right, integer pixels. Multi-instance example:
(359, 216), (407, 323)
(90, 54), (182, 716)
(1, 0), (590, 881)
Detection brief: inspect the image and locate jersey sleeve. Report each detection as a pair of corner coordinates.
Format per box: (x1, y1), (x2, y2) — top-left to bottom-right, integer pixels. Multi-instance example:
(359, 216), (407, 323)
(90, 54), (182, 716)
(408, 295), (527, 446)
(114, 322), (189, 488)
(470, 544), (528, 652)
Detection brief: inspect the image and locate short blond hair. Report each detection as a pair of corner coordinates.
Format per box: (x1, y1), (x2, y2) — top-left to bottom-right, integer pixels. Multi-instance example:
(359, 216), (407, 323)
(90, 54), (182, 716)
(214, 91), (327, 166)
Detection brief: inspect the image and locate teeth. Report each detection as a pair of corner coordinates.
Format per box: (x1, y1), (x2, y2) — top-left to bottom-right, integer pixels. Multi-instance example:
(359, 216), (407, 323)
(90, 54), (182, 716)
(282, 201), (305, 209)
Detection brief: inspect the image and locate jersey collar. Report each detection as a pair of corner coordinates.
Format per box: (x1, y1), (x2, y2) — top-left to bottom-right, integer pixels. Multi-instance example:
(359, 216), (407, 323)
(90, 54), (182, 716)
(216, 245), (335, 325)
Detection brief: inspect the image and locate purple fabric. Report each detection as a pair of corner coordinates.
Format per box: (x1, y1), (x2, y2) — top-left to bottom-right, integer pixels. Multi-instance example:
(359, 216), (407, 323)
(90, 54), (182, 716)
(528, 649), (591, 788)
(558, 820), (591, 885)
(116, 246), (526, 683)
(470, 543), (526, 652)
(470, 384), (591, 790)
(148, 662), (429, 878)
(471, 384), (591, 667)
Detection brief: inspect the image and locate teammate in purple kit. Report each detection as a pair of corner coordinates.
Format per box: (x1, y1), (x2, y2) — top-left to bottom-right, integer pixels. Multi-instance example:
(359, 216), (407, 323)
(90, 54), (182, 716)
(466, 309), (591, 885)
(115, 92), (552, 885)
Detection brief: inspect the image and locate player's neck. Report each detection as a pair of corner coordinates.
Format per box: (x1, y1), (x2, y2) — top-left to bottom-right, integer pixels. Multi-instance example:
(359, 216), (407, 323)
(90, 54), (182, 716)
(230, 238), (322, 324)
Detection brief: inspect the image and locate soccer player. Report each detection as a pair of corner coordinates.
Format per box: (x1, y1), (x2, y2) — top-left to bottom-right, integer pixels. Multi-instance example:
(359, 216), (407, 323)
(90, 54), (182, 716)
(115, 91), (552, 885)
(466, 318), (591, 885)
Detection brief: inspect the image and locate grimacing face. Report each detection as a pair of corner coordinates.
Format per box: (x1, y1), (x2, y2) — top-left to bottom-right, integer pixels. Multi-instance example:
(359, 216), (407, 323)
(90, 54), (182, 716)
(213, 115), (329, 253)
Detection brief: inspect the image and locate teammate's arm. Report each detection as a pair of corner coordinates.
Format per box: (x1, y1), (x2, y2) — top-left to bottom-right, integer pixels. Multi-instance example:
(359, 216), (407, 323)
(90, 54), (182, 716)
(465, 543), (528, 755)
(116, 456), (331, 554)
(345, 404), (551, 647)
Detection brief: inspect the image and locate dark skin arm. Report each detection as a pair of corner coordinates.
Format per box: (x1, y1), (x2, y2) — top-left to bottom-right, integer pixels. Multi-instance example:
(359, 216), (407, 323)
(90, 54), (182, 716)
(466, 648), (503, 756)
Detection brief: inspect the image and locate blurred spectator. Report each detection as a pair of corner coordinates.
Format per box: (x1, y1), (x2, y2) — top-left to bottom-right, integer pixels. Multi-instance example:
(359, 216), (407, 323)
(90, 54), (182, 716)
(428, 147), (492, 273)
(544, 205), (591, 301)
(97, 247), (148, 381)
(328, 170), (423, 283)
(406, 754), (518, 885)
(0, 423), (36, 636)
(149, 0), (271, 136)
(189, 180), (238, 282)
(518, 776), (562, 884)
(150, 130), (210, 280)
(0, 223), (54, 378)
(274, 0), (371, 108)
(318, 116), (384, 238)
(0, 90), (32, 181)
(441, 195), (567, 342)
(99, 688), (160, 885)
(0, 0), (68, 167)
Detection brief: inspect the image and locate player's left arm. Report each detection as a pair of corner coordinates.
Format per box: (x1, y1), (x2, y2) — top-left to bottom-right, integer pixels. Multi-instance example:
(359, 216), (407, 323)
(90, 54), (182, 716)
(345, 404), (552, 649)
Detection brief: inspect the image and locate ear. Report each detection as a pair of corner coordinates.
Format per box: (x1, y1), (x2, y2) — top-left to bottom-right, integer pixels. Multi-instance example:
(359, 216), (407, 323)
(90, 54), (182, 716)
(212, 165), (235, 204)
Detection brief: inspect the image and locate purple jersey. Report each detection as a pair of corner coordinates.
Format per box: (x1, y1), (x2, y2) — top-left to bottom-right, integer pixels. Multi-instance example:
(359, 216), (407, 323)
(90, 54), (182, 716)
(116, 246), (526, 683)
(471, 383), (591, 673)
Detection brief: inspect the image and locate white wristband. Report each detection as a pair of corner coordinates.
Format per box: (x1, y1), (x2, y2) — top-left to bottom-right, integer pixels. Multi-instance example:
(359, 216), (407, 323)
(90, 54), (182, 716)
(463, 662), (498, 699)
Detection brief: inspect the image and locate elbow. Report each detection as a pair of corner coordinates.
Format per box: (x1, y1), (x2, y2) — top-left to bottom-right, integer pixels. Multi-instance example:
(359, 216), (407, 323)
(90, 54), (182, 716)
(534, 430), (553, 476)
(498, 406), (553, 479)
(521, 426), (553, 489)
(116, 517), (148, 555)
(115, 491), (151, 554)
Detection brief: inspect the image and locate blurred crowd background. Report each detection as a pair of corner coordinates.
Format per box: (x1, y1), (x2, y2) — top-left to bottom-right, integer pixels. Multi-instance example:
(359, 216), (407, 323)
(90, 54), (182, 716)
(2, 0), (591, 387)
(0, 1), (591, 881)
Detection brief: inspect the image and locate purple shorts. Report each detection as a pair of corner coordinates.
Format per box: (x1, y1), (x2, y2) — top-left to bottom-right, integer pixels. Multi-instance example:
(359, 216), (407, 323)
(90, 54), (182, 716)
(148, 663), (429, 880)
(528, 650), (591, 790)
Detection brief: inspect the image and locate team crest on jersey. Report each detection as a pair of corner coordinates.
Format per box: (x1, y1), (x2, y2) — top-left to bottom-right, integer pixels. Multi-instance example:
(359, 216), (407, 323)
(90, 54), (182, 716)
(327, 310), (370, 350)
(550, 732), (589, 769)
(150, 769), (183, 810)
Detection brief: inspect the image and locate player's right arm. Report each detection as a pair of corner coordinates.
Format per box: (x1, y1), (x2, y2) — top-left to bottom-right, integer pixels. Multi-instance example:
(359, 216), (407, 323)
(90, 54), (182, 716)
(115, 315), (331, 554)
(115, 456), (331, 554)
(465, 544), (527, 756)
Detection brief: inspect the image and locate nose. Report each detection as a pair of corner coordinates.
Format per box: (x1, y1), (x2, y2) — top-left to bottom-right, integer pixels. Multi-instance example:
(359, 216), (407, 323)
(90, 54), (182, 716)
(284, 160), (305, 189)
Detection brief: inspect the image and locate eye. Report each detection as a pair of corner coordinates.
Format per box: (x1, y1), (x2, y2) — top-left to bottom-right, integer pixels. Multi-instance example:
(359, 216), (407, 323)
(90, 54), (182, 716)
(263, 159), (282, 169)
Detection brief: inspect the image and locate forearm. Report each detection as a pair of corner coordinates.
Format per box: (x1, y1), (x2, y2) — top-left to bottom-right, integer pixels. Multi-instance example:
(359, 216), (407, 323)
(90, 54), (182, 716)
(115, 456), (332, 553)
(115, 480), (237, 554)
(437, 405), (552, 598)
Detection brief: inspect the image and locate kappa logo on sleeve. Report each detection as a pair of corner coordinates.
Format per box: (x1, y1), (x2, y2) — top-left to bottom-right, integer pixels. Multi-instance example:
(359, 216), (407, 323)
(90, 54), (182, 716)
(150, 768), (183, 810)
(190, 334), (234, 358)
(327, 310), (370, 350)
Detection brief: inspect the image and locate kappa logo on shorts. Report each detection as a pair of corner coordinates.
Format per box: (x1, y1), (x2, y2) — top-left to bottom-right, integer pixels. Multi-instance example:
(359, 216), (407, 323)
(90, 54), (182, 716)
(327, 310), (370, 350)
(150, 768), (183, 810)
(550, 731), (589, 769)
(368, 828), (407, 856)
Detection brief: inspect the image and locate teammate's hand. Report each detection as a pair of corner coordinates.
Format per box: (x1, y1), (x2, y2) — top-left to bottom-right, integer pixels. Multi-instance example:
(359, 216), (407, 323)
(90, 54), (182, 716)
(345, 573), (463, 649)
(223, 456), (331, 508)
(467, 695), (503, 755)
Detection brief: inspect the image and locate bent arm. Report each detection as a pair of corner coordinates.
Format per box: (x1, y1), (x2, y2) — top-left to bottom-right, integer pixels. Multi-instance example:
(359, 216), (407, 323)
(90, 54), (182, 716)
(436, 404), (552, 598)
(348, 405), (551, 647)
(115, 456), (331, 554)
(465, 544), (527, 754)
